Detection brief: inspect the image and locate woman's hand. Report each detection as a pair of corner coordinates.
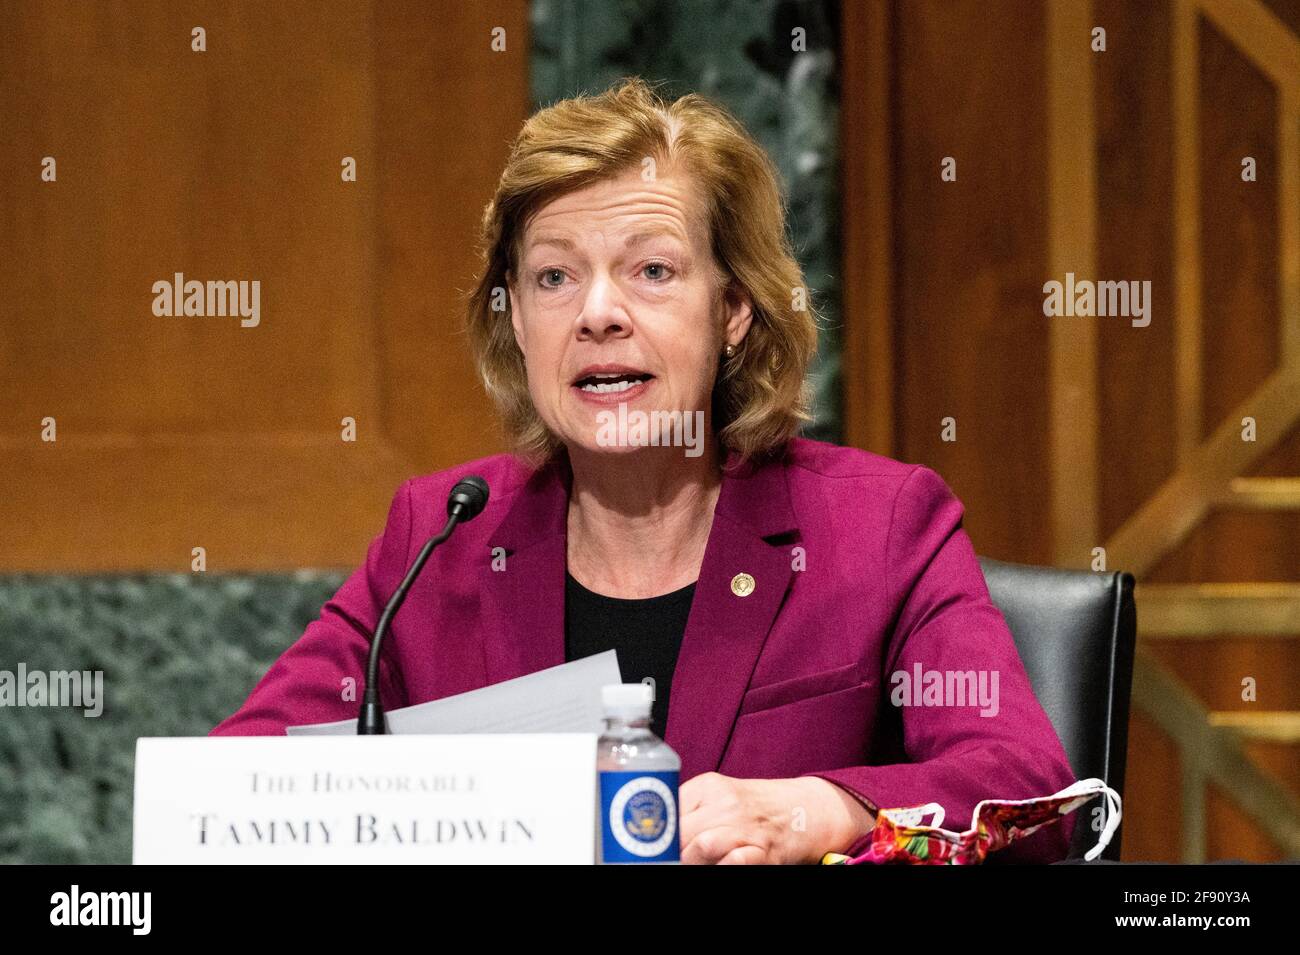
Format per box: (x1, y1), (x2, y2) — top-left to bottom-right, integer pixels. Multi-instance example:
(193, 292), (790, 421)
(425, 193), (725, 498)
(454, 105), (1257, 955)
(679, 772), (875, 864)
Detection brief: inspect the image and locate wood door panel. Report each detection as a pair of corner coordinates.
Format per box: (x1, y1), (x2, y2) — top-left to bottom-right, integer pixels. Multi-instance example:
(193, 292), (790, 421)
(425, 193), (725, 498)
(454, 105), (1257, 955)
(0, 0), (528, 571)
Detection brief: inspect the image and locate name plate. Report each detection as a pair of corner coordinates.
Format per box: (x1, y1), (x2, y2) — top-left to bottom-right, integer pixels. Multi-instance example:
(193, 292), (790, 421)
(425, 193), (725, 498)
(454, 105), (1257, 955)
(133, 734), (597, 864)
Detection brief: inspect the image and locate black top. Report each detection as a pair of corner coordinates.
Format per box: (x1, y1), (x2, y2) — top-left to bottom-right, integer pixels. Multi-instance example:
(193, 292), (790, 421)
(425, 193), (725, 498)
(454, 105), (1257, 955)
(564, 571), (697, 740)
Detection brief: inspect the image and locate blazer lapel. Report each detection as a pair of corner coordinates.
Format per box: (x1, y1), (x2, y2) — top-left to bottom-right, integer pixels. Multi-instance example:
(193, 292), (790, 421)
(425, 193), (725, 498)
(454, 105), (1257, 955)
(479, 456), (570, 686)
(664, 451), (798, 779)
(479, 448), (799, 784)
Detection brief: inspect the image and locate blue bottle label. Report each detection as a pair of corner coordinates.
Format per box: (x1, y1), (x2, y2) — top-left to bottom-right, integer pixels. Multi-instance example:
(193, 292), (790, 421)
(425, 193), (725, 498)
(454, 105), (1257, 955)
(599, 769), (680, 863)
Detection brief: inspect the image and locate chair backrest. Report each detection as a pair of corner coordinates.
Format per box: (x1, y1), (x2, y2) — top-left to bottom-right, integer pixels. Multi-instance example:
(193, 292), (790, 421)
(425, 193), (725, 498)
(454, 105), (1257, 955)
(977, 556), (1137, 861)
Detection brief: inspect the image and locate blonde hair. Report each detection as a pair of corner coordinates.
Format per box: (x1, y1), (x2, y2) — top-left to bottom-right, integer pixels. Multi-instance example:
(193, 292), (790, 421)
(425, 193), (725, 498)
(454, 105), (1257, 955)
(466, 76), (819, 466)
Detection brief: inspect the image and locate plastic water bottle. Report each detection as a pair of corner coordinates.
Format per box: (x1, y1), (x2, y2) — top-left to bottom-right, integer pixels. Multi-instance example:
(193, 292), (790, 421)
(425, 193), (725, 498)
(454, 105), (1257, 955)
(596, 683), (681, 864)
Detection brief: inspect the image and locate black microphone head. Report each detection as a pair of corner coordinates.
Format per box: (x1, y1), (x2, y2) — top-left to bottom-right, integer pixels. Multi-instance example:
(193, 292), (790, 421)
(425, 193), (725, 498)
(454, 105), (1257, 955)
(447, 475), (490, 521)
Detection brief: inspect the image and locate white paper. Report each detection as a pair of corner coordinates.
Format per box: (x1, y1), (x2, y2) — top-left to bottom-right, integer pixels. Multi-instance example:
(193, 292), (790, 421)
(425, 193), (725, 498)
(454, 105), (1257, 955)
(286, 651), (621, 737)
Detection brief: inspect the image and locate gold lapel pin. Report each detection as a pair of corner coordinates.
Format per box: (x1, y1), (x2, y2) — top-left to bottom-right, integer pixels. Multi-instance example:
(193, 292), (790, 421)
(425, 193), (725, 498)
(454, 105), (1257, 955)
(730, 572), (756, 597)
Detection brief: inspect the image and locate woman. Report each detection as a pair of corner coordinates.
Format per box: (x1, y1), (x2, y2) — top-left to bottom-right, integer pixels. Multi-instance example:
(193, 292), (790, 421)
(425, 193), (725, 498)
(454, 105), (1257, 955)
(213, 77), (1078, 865)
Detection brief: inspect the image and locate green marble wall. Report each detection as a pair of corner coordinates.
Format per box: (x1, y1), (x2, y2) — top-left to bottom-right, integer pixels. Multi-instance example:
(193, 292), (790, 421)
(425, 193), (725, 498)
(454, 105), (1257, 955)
(0, 0), (843, 864)
(0, 574), (342, 863)
(532, 0), (843, 441)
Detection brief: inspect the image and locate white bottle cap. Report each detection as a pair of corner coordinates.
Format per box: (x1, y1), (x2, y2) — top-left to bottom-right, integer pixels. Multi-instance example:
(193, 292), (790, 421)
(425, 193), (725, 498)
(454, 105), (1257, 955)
(602, 682), (653, 719)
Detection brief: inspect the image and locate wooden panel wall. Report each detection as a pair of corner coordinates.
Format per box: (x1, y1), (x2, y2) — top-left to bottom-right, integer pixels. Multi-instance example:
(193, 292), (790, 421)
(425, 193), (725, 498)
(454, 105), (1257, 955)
(0, 0), (526, 572)
(842, 0), (1300, 862)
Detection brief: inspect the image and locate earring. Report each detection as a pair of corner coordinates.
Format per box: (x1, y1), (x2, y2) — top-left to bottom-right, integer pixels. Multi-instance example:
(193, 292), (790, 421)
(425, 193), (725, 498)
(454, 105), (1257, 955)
(724, 343), (736, 358)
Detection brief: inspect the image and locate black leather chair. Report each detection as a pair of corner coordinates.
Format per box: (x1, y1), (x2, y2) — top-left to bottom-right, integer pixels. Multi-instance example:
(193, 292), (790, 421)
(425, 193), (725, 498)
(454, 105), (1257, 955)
(977, 557), (1137, 861)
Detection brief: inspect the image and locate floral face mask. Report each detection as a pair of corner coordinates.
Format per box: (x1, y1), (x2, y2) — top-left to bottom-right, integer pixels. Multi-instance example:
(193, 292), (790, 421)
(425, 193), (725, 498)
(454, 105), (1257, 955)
(821, 778), (1121, 865)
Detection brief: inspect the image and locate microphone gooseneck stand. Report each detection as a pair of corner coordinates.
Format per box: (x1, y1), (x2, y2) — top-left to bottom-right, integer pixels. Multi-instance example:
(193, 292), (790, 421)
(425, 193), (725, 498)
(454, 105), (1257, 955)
(357, 476), (488, 734)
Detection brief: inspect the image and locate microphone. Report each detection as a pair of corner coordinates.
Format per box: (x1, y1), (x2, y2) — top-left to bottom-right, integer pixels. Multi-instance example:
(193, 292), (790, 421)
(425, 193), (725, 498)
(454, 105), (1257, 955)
(357, 475), (490, 734)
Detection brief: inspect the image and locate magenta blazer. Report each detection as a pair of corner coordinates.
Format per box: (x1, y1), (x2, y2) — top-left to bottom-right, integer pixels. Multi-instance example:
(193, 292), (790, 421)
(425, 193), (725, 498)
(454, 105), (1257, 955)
(212, 438), (1078, 862)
